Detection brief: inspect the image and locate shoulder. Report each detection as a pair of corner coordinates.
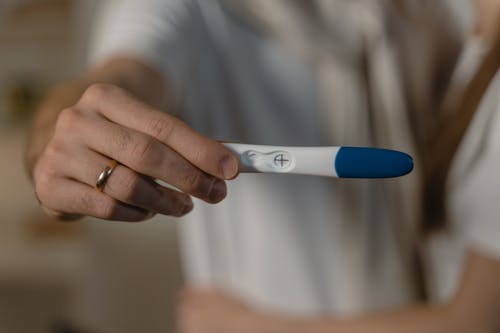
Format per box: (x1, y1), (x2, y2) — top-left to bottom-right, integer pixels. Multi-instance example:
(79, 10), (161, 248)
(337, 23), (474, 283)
(89, 0), (199, 79)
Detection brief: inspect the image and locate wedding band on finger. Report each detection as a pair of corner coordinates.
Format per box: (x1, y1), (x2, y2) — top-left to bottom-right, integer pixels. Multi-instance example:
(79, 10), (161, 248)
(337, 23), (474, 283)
(95, 159), (118, 192)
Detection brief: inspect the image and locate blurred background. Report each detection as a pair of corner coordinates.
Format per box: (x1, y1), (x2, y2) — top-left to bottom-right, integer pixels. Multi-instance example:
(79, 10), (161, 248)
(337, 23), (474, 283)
(0, 1), (183, 332)
(0, 1), (477, 333)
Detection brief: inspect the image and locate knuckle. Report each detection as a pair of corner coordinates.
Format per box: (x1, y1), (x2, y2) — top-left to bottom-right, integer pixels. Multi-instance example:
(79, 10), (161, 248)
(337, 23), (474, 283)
(130, 137), (160, 168)
(55, 107), (82, 133)
(95, 197), (117, 219)
(81, 83), (119, 103)
(44, 141), (62, 158)
(43, 138), (65, 162)
(34, 171), (53, 205)
(181, 170), (205, 193)
(79, 192), (96, 213)
(33, 159), (59, 204)
(112, 128), (133, 152)
(45, 138), (73, 165)
(146, 116), (175, 142)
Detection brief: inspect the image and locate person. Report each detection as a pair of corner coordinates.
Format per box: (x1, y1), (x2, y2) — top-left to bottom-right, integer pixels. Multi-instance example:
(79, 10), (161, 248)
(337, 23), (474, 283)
(24, 0), (500, 332)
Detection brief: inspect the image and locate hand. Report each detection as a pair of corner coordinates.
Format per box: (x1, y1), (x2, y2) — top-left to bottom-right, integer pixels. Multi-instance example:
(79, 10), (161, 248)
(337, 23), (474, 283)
(33, 83), (239, 221)
(176, 251), (500, 333)
(176, 288), (263, 333)
(176, 288), (303, 333)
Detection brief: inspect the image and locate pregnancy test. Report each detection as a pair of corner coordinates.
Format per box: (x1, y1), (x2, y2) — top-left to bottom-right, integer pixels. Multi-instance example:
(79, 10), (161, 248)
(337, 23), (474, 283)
(223, 143), (413, 178)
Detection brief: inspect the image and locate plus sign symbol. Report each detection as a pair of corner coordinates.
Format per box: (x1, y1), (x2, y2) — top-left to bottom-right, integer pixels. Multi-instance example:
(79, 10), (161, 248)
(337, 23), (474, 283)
(273, 153), (290, 169)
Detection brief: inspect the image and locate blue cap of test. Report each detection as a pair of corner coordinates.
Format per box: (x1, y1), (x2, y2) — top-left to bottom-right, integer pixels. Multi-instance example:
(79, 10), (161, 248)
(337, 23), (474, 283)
(335, 147), (414, 178)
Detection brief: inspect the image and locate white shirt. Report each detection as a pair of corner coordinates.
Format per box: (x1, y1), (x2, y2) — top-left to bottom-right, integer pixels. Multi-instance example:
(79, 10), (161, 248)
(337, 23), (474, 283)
(427, 38), (500, 300)
(88, 0), (498, 318)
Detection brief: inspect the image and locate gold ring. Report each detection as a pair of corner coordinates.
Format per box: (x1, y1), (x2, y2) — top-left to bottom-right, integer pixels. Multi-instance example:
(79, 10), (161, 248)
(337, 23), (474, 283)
(95, 159), (118, 192)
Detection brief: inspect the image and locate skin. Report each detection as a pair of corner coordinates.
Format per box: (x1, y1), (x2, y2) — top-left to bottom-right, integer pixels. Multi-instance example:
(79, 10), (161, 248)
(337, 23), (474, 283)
(175, 1), (500, 333)
(26, 57), (240, 221)
(25, 1), (500, 333)
(177, 250), (500, 333)
(473, 0), (500, 44)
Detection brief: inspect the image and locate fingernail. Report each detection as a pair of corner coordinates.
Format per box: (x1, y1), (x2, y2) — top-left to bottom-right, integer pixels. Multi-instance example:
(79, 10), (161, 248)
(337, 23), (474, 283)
(178, 197), (193, 216)
(221, 155), (239, 180)
(183, 197), (193, 211)
(209, 180), (227, 202)
(182, 204), (193, 215)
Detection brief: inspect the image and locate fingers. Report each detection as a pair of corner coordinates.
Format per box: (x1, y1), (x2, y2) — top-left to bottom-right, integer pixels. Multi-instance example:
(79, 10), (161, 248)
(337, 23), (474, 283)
(36, 176), (152, 222)
(77, 113), (227, 203)
(78, 83), (239, 180)
(34, 83), (238, 222)
(62, 148), (194, 217)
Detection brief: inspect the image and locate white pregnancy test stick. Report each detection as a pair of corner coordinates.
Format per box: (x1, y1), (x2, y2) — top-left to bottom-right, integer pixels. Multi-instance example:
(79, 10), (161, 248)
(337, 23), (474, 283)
(223, 143), (413, 178)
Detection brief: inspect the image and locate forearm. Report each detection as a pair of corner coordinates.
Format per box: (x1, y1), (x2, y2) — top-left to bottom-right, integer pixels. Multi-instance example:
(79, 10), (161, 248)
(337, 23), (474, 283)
(255, 302), (483, 333)
(252, 251), (500, 333)
(294, 304), (459, 333)
(25, 57), (166, 180)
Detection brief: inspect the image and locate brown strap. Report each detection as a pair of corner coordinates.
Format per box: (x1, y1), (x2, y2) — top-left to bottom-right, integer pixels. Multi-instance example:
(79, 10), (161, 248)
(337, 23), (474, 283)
(413, 15), (500, 302)
(421, 18), (500, 232)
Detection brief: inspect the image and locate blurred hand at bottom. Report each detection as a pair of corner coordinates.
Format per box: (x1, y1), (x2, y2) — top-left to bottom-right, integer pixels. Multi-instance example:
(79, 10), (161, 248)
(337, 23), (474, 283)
(176, 288), (274, 333)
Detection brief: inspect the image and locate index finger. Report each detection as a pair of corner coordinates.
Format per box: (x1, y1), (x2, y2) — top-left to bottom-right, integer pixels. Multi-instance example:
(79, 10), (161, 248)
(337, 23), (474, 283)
(79, 84), (239, 180)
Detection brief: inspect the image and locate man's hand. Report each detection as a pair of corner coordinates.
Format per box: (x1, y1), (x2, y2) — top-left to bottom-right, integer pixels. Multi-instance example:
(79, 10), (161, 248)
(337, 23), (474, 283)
(32, 82), (239, 221)
(176, 288), (302, 333)
(174, 252), (500, 333)
(176, 288), (262, 333)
